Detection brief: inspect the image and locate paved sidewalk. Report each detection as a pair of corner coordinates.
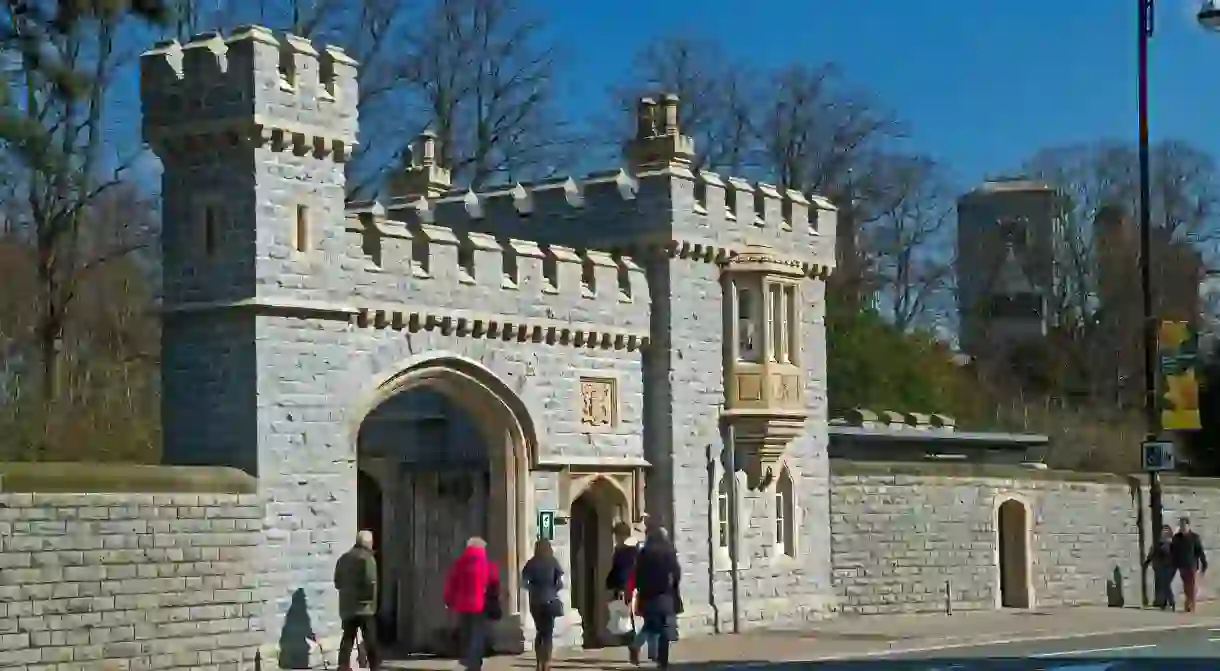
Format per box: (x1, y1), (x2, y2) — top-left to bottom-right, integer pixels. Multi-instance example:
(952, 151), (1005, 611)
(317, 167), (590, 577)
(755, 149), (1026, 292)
(383, 604), (1220, 670)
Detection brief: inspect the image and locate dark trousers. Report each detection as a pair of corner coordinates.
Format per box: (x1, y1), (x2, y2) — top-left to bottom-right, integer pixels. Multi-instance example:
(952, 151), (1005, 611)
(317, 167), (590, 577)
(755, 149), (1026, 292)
(530, 604), (557, 659)
(1153, 565), (1177, 609)
(1181, 567), (1199, 612)
(338, 614), (379, 670)
(458, 612), (487, 670)
(640, 612), (670, 668)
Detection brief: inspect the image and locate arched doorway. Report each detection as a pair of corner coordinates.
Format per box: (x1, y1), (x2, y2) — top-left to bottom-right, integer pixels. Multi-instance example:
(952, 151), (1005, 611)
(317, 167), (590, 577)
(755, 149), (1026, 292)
(997, 498), (1031, 608)
(569, 477), (629, 648)
(354, 358), (536, 657)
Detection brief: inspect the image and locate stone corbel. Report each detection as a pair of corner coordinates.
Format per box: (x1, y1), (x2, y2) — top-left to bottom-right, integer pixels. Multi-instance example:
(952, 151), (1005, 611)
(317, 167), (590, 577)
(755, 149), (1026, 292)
(727, 413), (804, 489)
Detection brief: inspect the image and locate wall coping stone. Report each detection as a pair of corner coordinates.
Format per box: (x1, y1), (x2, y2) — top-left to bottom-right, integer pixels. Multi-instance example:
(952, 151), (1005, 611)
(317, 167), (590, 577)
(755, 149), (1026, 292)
(830, 459), (1134, 485)
(0, 462), (257, 493)
(1128, 473), (1220, 490)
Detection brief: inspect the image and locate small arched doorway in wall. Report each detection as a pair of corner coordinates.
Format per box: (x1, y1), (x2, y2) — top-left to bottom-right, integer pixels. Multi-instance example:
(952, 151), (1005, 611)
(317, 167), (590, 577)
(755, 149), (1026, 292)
(354, 358), (536, 658)
(570, 477), (630, 648)
(997, 498), (1032, 608)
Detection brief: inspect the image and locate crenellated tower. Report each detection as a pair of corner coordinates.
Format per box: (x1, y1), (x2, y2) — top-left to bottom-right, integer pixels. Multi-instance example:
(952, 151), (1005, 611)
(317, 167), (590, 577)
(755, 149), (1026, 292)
(142, 26), (360, 658)
(142, 26), (358, 473)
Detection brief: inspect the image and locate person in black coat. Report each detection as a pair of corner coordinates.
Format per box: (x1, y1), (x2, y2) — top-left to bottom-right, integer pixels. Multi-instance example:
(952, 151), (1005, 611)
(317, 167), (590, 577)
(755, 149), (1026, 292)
(629, 526), (681, 669)
(1144, 524), (1176, 610)
(606, 522), (639, 600)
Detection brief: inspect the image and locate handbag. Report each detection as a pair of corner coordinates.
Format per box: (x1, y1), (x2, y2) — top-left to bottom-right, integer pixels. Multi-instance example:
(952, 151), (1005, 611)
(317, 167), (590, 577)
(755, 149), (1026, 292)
(485, 579), (503, 621)
(543, 597), (564, 618)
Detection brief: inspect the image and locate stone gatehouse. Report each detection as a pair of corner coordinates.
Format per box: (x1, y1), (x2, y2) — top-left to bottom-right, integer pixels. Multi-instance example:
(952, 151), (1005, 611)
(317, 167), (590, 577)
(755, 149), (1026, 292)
(141, 25), (837, 658)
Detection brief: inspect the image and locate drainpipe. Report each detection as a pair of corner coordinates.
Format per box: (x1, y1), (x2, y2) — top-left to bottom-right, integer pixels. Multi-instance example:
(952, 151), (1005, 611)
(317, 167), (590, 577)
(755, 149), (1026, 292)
(726, 423), (741, 634)
(706, 443), (721, 634)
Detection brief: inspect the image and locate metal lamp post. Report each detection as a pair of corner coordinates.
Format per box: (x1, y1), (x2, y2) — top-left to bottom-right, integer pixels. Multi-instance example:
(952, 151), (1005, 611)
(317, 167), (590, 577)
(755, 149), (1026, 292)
(1137, 0), (1162, 576)
(1136, 1), (1220, 607)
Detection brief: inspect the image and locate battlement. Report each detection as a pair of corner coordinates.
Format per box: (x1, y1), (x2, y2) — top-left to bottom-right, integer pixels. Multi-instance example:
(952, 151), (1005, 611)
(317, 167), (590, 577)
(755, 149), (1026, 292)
(140, 25), (357, 160)
(682, 170), (836, 275)
(332, 202), (650, 348)
(383, 95), (838, 277)
(382, 166), (835, 278)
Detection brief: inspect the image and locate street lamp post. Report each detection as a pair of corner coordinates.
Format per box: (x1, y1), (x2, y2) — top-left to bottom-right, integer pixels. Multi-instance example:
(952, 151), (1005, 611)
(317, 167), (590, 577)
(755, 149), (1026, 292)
(1137, 0), (1161, 578)
(1136, 0), (1220, 608)
(1136, 0), (1161, 612)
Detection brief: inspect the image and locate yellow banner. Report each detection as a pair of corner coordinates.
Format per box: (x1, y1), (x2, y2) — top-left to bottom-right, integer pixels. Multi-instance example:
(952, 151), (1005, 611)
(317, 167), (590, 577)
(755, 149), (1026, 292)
(1159, 321), (1201, 431)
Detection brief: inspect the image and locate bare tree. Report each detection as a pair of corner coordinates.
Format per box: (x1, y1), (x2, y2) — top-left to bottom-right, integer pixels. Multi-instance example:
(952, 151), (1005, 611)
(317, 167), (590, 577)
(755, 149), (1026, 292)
(610, 37), (906, 314)
(753, 64), (899, 196)
(1004, 139), (1220, 405)
(239, 0), (573, 193)
(609, 37), (754, 174)
(2, 6), (159, 458)
(864, 154), (954, 332)
(0, 1), (168, 159)
(375, 0), (573, 191)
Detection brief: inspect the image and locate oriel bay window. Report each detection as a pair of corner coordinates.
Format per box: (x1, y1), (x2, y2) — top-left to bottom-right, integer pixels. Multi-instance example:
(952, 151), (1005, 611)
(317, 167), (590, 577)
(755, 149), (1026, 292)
(720, 244), (809, 488)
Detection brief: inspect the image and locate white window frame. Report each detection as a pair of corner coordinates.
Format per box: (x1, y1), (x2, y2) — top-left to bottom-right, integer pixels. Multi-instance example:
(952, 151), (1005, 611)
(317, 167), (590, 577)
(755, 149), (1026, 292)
(712, 463), (751, 572)
(736, 283), (761, 363)
(770, 460), (801, 565)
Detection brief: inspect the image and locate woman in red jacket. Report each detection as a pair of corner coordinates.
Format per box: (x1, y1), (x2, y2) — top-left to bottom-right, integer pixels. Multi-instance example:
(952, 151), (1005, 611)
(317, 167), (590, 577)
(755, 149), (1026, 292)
(444, 537), (502, 671)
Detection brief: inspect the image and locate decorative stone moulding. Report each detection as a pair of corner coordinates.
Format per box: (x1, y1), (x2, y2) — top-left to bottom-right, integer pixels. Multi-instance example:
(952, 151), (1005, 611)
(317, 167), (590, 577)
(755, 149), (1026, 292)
(720, 243), (809, 488)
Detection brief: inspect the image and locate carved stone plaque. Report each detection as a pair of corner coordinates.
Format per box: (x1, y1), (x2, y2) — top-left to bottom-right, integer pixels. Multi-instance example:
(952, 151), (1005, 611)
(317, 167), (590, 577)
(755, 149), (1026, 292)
(581, 377), (617, 429)
(773, 374), (800, 405)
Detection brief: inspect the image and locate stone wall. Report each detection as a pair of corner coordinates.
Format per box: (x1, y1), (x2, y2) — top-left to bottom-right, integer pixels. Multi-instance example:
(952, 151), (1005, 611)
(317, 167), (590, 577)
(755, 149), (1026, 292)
(0, 464), (261, 671)
(827, 461), (1212, 615)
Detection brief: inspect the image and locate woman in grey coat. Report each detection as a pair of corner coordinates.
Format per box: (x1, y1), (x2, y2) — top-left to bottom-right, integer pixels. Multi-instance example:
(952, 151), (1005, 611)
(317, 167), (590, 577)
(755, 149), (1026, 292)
(522, 539), (565, 671)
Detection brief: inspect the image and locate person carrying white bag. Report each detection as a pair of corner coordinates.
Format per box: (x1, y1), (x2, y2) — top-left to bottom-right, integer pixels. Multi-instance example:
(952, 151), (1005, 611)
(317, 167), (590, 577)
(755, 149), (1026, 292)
(604, 522), (641, 640)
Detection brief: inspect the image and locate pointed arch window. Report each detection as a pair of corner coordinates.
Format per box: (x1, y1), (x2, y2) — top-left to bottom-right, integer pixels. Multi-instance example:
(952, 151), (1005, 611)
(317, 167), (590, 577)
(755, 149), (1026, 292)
(717, 472), (731, 550)
(775, 467), (795, 558)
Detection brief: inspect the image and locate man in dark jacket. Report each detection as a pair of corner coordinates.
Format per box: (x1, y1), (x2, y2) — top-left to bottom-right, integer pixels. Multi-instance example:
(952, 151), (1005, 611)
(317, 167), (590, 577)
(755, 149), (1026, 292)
(1172, 517), (1208, 613)
(629, 526), (680, 669)
(335, 530), (380, 670)
(1144, 524), (1176, 610)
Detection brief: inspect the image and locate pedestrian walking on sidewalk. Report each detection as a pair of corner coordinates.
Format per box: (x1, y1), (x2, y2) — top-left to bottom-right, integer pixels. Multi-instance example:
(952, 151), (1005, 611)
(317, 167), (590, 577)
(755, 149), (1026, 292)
(522, 539), (565, 671)
(335, 529), (381, 671)
(444, 537), (503, 671)
(1144, 524), (1176, 611)
(627, 524), (681, 669)
(1172, 517), (1208, 613)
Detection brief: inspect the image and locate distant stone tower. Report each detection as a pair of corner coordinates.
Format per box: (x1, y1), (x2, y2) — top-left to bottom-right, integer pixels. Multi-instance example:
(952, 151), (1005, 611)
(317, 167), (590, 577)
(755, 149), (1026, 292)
(141, 26), (358, 656)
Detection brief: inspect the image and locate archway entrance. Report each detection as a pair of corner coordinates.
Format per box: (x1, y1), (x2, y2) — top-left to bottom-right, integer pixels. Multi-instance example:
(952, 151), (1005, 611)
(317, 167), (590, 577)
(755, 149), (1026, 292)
(998, 499), (1031, 608)
(355, 359), (535, 658)
(569, 478), (629, 648)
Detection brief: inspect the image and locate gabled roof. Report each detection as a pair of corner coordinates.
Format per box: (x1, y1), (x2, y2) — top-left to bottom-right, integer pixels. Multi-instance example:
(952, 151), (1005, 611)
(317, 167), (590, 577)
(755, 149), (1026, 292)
(993, 244), (1036, 296)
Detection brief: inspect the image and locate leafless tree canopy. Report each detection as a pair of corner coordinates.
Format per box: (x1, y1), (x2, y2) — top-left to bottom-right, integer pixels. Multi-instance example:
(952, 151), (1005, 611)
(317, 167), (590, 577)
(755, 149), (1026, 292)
(611, 36), (949, 326)
(187, 0), (574, 195)
(863, 154), (954, 332)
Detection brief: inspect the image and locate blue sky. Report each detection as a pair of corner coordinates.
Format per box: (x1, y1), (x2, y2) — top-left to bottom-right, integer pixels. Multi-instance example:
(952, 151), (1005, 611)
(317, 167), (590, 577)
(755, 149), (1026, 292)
(546, 0), (1220, 191)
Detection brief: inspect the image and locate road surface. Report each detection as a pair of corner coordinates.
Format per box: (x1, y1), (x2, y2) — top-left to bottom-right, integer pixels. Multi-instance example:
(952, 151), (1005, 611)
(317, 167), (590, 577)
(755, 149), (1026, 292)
(796, 624), (1220, 668)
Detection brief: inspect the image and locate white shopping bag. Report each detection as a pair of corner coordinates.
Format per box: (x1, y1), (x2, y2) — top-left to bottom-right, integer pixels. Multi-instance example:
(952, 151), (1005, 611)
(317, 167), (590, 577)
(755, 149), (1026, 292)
(606, 600), (633, 636)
